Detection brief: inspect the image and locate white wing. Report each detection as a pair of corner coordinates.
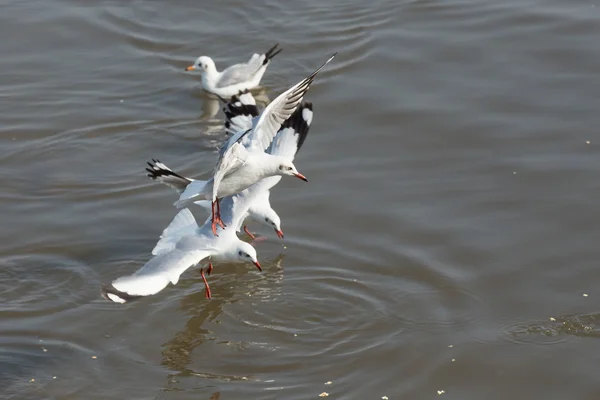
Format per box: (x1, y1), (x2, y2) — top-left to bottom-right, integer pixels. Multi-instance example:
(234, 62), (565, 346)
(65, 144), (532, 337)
(175, 134), (250, 208)
(246, 53), (335, 152)
(211, 141), (248, 201)
(103, 248), (211, 303)
(152, 208), (199, 256)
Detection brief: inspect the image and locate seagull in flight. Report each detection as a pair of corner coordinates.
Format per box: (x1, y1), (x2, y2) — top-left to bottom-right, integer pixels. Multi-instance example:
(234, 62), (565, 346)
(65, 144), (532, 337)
(146, 90), (314, 240)
(101, 182), (267, 303)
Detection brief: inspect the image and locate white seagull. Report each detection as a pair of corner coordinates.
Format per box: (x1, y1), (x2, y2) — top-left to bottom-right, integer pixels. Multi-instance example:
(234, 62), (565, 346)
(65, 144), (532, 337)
(146, 90), (314, 240)
(101, 185), (265, 303)
(185, 43), (282, 98)
(175, 53), (336, 236)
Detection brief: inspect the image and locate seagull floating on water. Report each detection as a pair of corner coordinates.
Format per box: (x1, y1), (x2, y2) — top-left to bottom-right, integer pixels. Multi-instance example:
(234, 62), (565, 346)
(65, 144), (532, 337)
(175, 53), (336, 236)
(185, 43), (282, 98)
(101, 184), (265, 303)
(146, 90), (314, 240)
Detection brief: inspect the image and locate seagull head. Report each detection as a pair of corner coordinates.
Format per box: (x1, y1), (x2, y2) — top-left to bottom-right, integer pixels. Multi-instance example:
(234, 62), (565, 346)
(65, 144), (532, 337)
(278, 161), (307, 182)
(185, 56), (216, 74)
(236, 242), (261, 271)
(261, 209), (283, 240)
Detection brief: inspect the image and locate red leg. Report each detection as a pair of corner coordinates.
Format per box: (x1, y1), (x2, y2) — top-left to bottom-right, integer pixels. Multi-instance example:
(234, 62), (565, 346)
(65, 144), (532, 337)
(215, 199), (226, 229)
(211, 200), (219, 236)
(201, 267), (212, 299)
(206, 262), (213, 276)
(243, 225), (257, 240)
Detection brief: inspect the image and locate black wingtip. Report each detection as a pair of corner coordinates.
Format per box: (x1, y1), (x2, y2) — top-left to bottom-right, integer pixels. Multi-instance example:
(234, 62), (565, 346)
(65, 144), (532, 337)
(101, 284), (142, 304)
(280, 100), (313, 153)
(145, 159), (189, 182)
(263, 43), (282, 64)
(222, 90), (260, 129)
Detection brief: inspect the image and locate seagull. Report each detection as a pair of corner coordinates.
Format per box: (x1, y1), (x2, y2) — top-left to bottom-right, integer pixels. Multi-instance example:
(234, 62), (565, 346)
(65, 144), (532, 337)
(185, 43), (282, 98)
(146, 91), (313, 240)
(101, 184), (265, 303)
(174, 53), (336, 236)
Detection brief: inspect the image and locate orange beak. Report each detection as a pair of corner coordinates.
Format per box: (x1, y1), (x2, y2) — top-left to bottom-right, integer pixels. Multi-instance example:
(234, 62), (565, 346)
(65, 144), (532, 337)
(185, 65), (195, 71)
(294, 172), (308, 182)
(275, 229), (284, 240)
(253, 261), (262, 272)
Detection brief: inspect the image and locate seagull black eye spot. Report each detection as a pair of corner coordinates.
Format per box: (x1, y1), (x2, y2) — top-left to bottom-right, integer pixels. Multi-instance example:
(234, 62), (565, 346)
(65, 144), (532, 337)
(238, 251), (243, 256)
(265, 217), (269, 222)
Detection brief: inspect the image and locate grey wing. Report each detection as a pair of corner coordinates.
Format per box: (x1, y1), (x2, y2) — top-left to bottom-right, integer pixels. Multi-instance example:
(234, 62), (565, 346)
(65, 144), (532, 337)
(267, 101), (313, 160)
(216, 62), (260, 88)
(247, 53), (335, 152)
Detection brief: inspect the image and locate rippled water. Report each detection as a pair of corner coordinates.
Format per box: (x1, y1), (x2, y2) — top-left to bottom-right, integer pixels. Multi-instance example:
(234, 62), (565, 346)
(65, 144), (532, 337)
(2, 0), (600, 398)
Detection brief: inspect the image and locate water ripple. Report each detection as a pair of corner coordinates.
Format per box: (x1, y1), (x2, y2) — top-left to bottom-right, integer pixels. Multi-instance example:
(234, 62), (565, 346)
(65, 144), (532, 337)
(0, 254), (94, 318)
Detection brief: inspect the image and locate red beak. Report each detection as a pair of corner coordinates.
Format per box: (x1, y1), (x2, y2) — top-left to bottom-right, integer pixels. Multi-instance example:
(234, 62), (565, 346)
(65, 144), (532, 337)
(253, 261), (262, 272)
(275, 229), (284, 239)
(294, 172), (308, 182)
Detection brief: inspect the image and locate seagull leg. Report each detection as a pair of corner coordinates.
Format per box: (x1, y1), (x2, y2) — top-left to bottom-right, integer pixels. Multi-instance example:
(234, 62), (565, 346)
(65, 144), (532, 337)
(243, 225), (257, 240)
(211, 200), (219, 236)
(207, 262), (213, 276)
(201, 267), (212, 299)
(215, 199), (226, 229)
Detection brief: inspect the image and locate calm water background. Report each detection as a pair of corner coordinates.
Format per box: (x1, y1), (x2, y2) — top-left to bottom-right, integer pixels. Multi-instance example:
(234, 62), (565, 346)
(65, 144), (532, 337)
(1, 0), (600, 398)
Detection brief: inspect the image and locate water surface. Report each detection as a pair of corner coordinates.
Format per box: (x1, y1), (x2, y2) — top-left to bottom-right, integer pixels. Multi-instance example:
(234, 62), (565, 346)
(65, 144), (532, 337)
(2, 0), (600, 398)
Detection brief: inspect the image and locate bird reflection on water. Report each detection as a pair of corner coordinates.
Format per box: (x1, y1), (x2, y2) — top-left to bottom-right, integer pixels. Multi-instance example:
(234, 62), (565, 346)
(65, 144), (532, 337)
(160, 252), (286, 388)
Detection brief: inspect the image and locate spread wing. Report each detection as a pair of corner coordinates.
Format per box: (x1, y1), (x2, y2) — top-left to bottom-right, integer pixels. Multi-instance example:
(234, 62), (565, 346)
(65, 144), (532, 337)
(267, 101), (313, 160)
(174, 129), (251, 209)
(246, 53), (335, 152)
(152, 208), (199, 256)
(102, 247), (212, 303)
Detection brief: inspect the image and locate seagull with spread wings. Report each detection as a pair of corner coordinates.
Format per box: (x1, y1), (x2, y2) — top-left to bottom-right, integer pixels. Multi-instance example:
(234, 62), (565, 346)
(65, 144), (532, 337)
(146, 90), (314, 240)
(101, 181), (267, 303)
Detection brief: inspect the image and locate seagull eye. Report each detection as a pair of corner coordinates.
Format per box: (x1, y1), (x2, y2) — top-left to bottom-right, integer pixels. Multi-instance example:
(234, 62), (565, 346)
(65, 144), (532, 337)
(287, 167), (293, 171)
(238, 251), (243, 256)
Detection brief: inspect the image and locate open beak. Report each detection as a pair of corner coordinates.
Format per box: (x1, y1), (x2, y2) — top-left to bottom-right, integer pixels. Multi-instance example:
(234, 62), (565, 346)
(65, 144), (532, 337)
(275, 229), (284, 240)
(185, 65), (195, 71)
(294, 172), (308, 182)
(253, 261), (262, 272)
